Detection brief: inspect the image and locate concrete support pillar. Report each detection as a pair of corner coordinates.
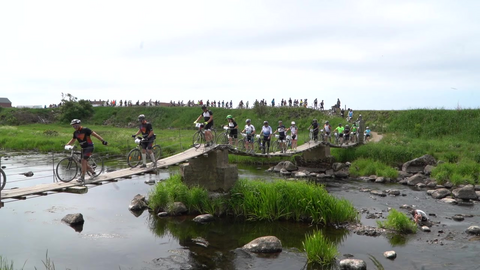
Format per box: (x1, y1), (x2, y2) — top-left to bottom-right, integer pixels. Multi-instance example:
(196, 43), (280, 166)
(295, 144), (334, 168)
(180, 147), (238, 192)
(357, 118), (365, 144)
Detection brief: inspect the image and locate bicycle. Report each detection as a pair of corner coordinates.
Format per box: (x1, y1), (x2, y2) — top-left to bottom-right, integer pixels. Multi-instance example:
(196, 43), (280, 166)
(334, 132), (340, 145)
(192, 122), (217, 149)
(55, 145), (104, 182)
(0, 167), (6, 191)
(127, 136), (162, 168)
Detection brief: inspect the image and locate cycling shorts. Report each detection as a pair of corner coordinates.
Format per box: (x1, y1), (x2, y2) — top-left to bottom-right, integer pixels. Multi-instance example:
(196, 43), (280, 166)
(81, 146), (93, 160)
(246, 135), (254, 143)
(228, 133), (238, 139)
(278, 136), (286, 142)
(205, 122), (213, 130)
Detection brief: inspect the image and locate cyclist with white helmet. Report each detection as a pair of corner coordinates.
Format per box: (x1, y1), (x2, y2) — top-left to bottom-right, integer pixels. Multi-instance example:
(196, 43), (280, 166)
(241, 119), (256, 153)
(343, 124), (351, 145)
(65, 119), (108, 182)
(194, 105), (215, 147)
(364, 126), (371, 142)
(273, 120), (287, 153)
(286, 121), (298, 151)
(261, 121), (273, 154)
(132, 114), (156, 168)
(334, 123), (345, 145)
(225, 115), (238, 146)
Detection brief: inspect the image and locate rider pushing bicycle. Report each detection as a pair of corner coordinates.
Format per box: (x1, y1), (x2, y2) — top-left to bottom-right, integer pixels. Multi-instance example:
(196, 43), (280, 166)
(132, 114), (156, 168)
(66, 119), (108, 182)
(273, 120), (287, 153)
(194, 105), (215, 147)
(225, 115), (238, 146)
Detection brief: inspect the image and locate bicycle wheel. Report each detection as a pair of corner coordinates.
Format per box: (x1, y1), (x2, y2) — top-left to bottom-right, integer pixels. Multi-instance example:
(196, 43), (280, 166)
(127, 148), (142, 168)
(271, 141), (279, 153)
(56, 157), (79, 182)
(192, 132), (204, 149)
(88, 154), (104, 176)
(152, 145), (162, 161)
(0, 169), (6, 190)
(221, 134), (229, 145)
(237, 139), (246, 151)
(210, 129), (217, 145)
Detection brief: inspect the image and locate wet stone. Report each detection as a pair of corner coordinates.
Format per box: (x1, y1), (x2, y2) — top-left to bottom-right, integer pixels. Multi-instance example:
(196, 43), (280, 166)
(383, 250), (397, 259)
(466, 226), (480, 235)
(422, 226), (431, 232)
(452, 215), (464, 222)
(339, 258), (367, 270)
(370, 190), (386, 197)
(242, 236), (282, 253)
(157, 212), (168, 217)
(193, 214), (214, 223)
(440, 198), (457, 204)
(61, 213), (84, 225)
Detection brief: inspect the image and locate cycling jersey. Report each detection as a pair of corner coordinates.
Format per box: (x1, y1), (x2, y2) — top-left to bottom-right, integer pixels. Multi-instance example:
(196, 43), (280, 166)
(312, 122), (319, 134)
(277, 125), (286, 137)
(228, 121), (238, 135)
(335, 127), (345, 134)
(324, 124), (331, 133)
(139, 122), (154, 138)
(290, 126), (297, 139)
(262, 126), (272, 136)
(202, 110), (214, 129)
(244, 124), (255, 135)
(73, 127), (93, 148)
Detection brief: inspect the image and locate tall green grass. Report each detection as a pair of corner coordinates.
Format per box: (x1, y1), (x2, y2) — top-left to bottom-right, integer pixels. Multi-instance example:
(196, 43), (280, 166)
(0, 256), (14, 270)
(149, 176), (358, 225)
(376, 209), (417, 234)
(303, 230), (338, 266)
(431, 160), (479, 185)
(349, 158), (398, 178)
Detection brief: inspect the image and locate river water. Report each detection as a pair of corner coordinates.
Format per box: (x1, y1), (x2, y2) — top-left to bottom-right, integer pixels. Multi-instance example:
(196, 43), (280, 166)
(1, 154), (480, 269)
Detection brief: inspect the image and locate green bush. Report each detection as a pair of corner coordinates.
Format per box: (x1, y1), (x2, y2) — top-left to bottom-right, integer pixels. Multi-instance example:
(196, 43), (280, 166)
(431, 161), (479, 185)
(303, 230), (338, 266)
(59, 93), (94, 123)
(377, 209), (417, 234)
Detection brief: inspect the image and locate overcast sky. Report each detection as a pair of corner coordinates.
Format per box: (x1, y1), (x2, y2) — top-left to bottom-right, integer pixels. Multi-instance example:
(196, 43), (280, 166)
(1, 0), (479, 110)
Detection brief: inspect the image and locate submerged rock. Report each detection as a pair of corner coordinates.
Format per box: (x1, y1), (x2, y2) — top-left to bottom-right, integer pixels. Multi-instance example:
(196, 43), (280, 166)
(129, 194), (148, 211)
(339, 258), (367, 270)
(384, 250), (397, 259)
(61, 213), (84, 225)
(242, 236), (282, 253)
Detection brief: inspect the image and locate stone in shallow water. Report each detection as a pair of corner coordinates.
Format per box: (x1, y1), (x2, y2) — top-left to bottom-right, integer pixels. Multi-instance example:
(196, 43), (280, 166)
(243, 236), (282, 253)
(383, 250), (397, 259)
(466, 226), (480, 235)
(339, 258), (367, 270)
(422, 226), (431, 232)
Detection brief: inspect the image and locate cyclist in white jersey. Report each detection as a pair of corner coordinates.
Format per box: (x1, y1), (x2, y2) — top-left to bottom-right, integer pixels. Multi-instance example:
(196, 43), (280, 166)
(286, 121), (298, 151)
(241, 119), (256, 153)
(324, 121), (332, 142)
(261, 121), (273, 154)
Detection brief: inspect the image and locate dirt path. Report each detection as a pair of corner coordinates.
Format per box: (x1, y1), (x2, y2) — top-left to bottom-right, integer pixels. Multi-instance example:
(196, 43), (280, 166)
(370, 131), (383, 142)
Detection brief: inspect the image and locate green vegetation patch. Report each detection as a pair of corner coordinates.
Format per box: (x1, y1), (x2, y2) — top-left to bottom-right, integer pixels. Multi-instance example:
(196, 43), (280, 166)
(349, 158), (398, 178)
(303, 230), (338, 266)
(377, 209), (417, 234)
(149, 176), (358, 225)
(431, 160), (479, 185)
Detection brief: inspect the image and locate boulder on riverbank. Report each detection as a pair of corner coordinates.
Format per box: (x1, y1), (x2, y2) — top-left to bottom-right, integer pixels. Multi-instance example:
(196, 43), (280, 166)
(402, 154), (437, 174)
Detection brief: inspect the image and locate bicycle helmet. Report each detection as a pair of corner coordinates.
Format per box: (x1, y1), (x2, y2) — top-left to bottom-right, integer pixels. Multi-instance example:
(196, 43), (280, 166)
(226, 115), (233, 119)
(291, 121), (295, 125)
(345, 125), (349, 128)
(278, 120), (282, 123)
(201, 105), (207, 109)
(138, 114), (145, 121)
(70, 119), (81, 125)
(246, 119), (251, 123)
(366, 126), (369, 129)
(313, 119), (317, 122)
(263, 121), (268, 124)
(325, 120), (329, 124)
(339, 123), (342, 126)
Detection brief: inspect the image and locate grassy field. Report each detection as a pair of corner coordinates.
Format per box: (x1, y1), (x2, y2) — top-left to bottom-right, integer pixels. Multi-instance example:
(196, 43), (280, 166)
(2, 106), (480, 183)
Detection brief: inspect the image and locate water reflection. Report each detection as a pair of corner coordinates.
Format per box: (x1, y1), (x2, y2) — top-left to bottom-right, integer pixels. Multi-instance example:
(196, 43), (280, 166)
(148, 215), (349, 269)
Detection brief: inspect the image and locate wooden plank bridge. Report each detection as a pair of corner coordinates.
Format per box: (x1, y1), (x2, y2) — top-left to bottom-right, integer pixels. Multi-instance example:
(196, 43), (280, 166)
(0, 140), (360, 203)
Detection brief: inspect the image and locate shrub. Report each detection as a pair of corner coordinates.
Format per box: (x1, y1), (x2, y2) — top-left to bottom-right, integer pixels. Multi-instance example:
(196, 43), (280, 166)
(377, 209), (417, 234)
(349, 158), (398, 178)
(303, 230), (338, 265)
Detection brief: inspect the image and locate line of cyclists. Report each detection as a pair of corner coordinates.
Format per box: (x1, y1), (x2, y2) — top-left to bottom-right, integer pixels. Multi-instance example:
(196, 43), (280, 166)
(309, 119), (371, 145)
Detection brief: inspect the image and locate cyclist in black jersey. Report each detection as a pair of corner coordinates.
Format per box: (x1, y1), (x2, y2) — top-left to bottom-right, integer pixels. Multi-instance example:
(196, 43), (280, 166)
(66, 119), (108, 182)
(195, 105), (215, 146)
(273, 120), (287, 153)
(132, 114), (156, 168)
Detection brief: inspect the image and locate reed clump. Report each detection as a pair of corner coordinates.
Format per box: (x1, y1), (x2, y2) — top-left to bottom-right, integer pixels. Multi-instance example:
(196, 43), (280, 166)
(376, 209), (417, 234)
(303, 230), (338, 266)
(148, 176), (358, 225)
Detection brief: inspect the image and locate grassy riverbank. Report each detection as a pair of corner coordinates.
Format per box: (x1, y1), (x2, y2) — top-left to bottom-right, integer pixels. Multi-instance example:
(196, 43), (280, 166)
(2, 106), (480, 183)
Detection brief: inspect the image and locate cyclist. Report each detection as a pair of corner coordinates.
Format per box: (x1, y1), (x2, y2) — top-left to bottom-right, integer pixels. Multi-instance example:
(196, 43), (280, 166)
(307, 119), (319, 142)
(286, 121), (298, 151)
(261, 121), (273, 154)
(241, 119), (255, 153)
(323, 121), (332, 142)
(194, 105), (215, 147)
(351, 123), (358, 143)
(225, 115), (238, 147)
(343, 124), (351, 145)
(273, 120), (287, 153)
(333, 123), (345, 145)
(365, 126), (371, 142)
(66, 119), (108, 182)
(347, 109), (353, 122)
(132, 114), (156, 168)
(320, 100), (324, 111)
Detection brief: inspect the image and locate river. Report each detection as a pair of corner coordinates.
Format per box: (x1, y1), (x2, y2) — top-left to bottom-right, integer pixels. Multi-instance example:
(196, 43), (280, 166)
(1, 154), (479, 269)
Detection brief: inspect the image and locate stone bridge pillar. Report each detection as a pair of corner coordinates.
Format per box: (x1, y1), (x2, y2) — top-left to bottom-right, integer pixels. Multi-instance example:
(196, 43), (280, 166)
(357, 118), (365, 144)
(295, 144), (334, 168)
(180, 146), (238, 192)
